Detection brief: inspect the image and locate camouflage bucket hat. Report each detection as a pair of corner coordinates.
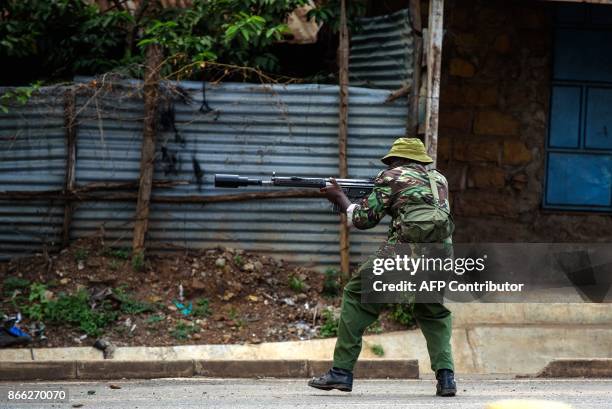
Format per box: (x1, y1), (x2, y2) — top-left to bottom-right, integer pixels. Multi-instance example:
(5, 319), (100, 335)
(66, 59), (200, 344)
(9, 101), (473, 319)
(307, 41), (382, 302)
(381, 137), (433, 165)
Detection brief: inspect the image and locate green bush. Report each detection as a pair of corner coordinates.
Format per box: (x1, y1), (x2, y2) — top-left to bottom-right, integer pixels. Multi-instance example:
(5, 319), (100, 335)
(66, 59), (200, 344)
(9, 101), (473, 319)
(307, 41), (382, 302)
(388, 304), (416, 328)
(366, 319), (383, 334)
(192, 298), (211, 317)
(113, 286), (157, 314)
(319, 309), (338, 338)
(106, 248), (130, 260)
(171, 322), (200, 340)
(139, 0), (312, 75)
(370, 343), (384, 357)
(0, 0), (132, 81)
(2, 277), (30, 294)
(145, 315), (165, 326)
(108, 259), (120, 271)
(322, 268), (340, 297)
(20, 283), (117, 337)
(131, 252), (145, 272)
(74, 248), (89, 262)
(288, 275), (305, 293)
(233, 254), (244, 267)
(0, 0), (367, 84)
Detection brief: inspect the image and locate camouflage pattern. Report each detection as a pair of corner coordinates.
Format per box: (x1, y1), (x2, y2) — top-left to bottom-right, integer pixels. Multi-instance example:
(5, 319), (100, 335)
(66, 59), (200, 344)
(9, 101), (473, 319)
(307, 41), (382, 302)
(352, 163), (451, 245)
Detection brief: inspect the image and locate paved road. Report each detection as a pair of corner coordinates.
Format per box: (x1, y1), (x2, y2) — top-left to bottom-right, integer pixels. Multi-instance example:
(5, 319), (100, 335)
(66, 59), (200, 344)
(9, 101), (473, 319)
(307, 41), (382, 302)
(1, 377), (611, 408)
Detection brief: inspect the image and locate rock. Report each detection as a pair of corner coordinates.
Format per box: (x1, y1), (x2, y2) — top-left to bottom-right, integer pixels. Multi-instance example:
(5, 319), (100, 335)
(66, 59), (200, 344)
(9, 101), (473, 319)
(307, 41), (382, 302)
(221, 291), (235, 301)
(474, 111), (520, 136)
(190, 278), (206, 290)
(449, 58), (475, 77)
(252, 261), (264, 271)
(468, 166), (506, 189)
(265, 278), (278, 287)
(167, 305), (178, 312)
(59, 277), (70, 285)
(440, 110), (473, 132)
(242, 263), (255, 272)
(77, 260), (85, 271)
(215, 257), (226, 268)
(296, 293), (308, 300)
(503, 140), (532, 165)
(511, 172), (528, 190)
(228, 281), (242, 292)
(86, 259), (101, 268)
(453, 140), (500, 162)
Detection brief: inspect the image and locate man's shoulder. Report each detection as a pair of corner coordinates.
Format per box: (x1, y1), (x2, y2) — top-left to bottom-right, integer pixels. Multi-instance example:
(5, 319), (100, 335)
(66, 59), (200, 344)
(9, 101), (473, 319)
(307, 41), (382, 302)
(374, 166), (449, 188)
(376, 166), (423, 179)
(430, 169), (449, 185)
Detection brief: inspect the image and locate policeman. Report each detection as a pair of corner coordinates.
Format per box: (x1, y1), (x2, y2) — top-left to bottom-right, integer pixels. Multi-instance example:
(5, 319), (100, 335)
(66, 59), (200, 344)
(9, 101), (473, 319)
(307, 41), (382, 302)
(308, 137), (457, 397)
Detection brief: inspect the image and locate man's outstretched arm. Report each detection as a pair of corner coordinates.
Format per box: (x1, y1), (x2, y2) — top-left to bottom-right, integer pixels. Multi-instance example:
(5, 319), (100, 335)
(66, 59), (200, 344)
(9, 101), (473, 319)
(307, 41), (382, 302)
(321, 172), (391, 230)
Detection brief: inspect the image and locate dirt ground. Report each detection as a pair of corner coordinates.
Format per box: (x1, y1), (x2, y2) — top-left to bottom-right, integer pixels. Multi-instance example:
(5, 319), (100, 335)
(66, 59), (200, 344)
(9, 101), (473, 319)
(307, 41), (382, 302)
(0, 237), (409, 349)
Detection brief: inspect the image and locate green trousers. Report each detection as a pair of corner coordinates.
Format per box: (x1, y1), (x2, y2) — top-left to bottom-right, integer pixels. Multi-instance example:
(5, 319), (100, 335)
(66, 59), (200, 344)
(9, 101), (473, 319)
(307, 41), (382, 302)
(332, 258), (454, 373)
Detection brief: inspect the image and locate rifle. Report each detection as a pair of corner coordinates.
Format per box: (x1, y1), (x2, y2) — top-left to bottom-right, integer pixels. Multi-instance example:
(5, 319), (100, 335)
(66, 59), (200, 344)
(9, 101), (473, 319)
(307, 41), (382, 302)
(214, 173), (374, 212)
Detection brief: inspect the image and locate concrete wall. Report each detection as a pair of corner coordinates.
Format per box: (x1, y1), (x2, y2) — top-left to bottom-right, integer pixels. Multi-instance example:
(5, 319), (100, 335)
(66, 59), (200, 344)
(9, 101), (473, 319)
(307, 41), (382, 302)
(438, 0), (612, 242)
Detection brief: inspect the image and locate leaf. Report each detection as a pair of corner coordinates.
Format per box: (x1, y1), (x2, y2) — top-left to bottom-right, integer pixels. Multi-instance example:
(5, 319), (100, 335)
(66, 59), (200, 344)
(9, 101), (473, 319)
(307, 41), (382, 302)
(224, 25), (239, 41)
(239, 27), (250, 41)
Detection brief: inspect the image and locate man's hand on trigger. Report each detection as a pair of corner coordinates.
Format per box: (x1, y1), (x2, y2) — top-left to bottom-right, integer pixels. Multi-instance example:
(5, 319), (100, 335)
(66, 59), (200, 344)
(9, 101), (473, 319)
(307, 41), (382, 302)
(320, 178), (351, 212)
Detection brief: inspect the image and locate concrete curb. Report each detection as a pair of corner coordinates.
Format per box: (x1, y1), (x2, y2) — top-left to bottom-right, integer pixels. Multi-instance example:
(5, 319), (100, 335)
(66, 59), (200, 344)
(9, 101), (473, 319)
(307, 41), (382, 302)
(0, 359), (419, 381)
(0, 360), (77, 381)
(537, 358), (612, 378)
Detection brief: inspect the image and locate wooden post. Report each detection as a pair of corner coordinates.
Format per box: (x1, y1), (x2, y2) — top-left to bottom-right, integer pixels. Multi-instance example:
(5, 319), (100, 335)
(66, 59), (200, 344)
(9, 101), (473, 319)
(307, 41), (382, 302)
(338, 0), (350, 281)
(407, 0), (423, 136)
(132, 44), (163, 256)
(424, 0), (444, 167)
(62, 89), (77, 248)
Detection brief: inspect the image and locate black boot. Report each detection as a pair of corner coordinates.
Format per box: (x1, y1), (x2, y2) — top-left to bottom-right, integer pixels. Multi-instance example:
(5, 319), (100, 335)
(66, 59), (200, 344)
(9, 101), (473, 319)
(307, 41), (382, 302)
(436, 369), (457, 397)
(308, 367), (353, 392)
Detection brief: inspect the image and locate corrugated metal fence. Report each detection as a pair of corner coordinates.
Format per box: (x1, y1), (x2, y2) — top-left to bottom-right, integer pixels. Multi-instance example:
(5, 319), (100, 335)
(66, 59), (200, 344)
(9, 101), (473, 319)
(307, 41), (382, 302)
(0, 81), (408, 269)
(350, 8), (414, 90)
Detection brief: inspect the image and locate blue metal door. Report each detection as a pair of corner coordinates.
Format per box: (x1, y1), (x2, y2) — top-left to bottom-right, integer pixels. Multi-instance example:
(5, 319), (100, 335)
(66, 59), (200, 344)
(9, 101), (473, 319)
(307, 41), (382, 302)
(545, 4), (612, 211)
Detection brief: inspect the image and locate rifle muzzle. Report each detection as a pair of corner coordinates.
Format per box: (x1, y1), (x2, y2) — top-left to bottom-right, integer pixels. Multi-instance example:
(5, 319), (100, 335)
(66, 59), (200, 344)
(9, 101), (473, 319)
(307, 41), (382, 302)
(214, 174), (263, 188)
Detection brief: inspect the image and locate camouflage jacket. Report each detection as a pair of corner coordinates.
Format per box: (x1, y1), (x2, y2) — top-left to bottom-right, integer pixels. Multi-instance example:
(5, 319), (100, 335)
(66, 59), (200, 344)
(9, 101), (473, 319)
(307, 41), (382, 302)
(351, 163), (452, 244)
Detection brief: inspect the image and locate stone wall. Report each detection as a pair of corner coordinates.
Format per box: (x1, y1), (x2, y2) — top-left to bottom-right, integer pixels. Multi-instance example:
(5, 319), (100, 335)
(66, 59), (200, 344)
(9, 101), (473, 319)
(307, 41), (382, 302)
(438, 0), (612, 242)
